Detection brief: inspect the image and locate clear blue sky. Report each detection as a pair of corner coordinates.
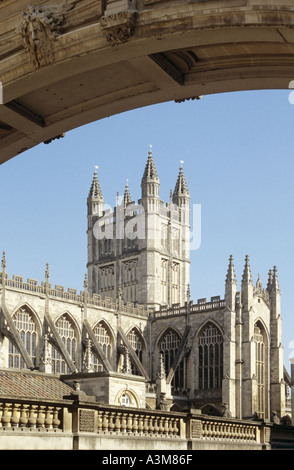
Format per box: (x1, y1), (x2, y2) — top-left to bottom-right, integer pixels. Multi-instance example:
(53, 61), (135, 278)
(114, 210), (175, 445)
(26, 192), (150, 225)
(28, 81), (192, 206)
(1, 89), (294, 367)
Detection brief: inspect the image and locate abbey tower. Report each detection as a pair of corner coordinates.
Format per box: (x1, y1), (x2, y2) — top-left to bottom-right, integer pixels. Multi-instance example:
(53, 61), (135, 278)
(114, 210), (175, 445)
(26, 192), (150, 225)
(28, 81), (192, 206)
(87, 147), (190, 309)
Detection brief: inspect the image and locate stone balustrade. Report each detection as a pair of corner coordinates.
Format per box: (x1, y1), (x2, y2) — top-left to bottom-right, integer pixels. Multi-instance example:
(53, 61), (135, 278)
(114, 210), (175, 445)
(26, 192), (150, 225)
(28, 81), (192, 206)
(95, 409), (181, 438)
(0, 396), (293, 450)
(0, 401), (63, 432)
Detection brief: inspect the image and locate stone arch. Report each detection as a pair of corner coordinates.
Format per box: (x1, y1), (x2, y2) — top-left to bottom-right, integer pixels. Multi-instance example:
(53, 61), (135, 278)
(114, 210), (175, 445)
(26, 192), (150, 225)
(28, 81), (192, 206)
(50, 311), (79, 374)
(7, 304), (40, 370)
(157, 327), (186, 391)
(196, 321), (224, 391)
(115, 388), (140, 408)
(91, 319), (114, 371)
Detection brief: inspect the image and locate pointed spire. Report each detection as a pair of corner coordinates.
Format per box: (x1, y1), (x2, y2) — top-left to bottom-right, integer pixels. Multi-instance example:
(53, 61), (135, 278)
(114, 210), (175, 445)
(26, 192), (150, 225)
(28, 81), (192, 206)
(242, 255), (253, 285)
(88, 166), (103, 201)
(226, 255), (237, 285)
(256, 273), (263, 292)
(267, 269), (273, 292)
(173, 161), (190, 203)
(141, 145), (159, 183)
(123, 179), (132, 207)
(272, 265), (280, 291)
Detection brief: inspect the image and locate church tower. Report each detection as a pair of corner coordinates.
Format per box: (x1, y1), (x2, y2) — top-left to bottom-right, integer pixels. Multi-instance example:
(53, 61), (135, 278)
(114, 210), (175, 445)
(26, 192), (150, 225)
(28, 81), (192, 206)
(87, 147), (191, 309)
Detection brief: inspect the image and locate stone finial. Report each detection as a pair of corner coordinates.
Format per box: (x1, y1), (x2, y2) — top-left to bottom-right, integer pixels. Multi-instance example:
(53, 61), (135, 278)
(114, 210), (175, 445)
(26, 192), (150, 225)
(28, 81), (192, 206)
(1, 251), (6, 270)
(267, 269), (273, 292)
(226, 255), (237, 285)
(123, 179), (132, 207)
(141, 145), (159, 182)
(88, 166), (103, 201)
(83, 273), (88, 290)
(186, 284), (191, 302)
(45, 263), (50, 280)
(272, 265), (280, 291)
(242, 255), (253, 285)
(173, 163), (190, 202)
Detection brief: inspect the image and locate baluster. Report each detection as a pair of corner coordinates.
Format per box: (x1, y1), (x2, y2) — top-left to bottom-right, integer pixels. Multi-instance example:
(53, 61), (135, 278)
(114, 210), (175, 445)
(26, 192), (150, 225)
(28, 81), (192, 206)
(28, 405), (38, 429)
(52, 407), (61, 430)
(2, 404), (11, 428)
(102, 411), (109, 433)
(126, 413), (133, 434)
(163, 417), (169, 436)
(20, 405), (29, 428)
(11, 403), (20, 428)
(143, 415), (149, 434)
(0, 403), (3, 429)
(149, 415), (155, 435)
(121, 413), (127, 433)
(173, 418), (179, 436)
(45, 406), (53, 429)
(97, 411), (103, 433)
(132, 414), (139, 434)
(37, 405), (46, 429)
(168, 417), (174, 437)
(108, 412), (115, 433)
(138, 415), (144, 434)
(153, 416), (159, 435)
(114, 412), (121, 434)
(158, 417), (164, 434)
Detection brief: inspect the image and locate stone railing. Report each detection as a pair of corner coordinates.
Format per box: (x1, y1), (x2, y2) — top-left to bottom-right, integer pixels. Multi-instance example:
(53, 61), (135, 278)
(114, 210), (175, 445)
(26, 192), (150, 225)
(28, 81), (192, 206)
(189, 416), (258, 442)
(153, 296), (226, 318)
(0, 272), (150, 317)
(0, 395), (294, 449)
(0, 399), (66, 432)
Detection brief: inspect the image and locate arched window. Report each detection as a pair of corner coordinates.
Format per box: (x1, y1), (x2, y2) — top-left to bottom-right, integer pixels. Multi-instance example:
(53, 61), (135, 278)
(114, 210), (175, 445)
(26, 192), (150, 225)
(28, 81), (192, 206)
(160, 329), (185, 390)
(51, 314), (76, 374)
(198, 322), (223, 390)
(254, 322), (266, 419)
(92, 321), (112, 372)
(8, 306), (37, 369)
(127, 328), (143, 375)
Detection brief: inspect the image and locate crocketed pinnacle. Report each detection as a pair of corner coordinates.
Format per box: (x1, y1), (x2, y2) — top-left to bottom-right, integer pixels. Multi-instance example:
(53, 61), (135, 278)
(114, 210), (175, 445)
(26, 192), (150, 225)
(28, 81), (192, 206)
(242, 255), (253, 285)
(272, 265), (280, 291)
(88, 167), (103, 200)
(173, 163), (190, 202)
(141, 145), (159, 183)
(226, 255), (237, 285)
(123, 181), (132, 206)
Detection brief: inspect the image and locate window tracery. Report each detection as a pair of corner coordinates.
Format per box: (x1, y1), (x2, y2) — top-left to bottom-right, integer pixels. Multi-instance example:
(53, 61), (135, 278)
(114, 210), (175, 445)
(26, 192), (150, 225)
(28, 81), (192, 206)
(8, 306), (37, 369)
(160, 329), (185, 390)
(51, 314), (76, 374)
(198, 323), (223, 390)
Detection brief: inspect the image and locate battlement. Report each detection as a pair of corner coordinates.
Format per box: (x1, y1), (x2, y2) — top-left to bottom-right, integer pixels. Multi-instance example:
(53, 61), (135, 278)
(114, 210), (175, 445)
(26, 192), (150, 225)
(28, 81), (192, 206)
(0, 272), (151, 317)
(152, 295), (226, 318)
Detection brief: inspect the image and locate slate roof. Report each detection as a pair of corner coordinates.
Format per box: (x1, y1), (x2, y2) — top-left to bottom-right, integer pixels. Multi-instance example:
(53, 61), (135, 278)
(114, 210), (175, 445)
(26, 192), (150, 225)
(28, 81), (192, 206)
(0, 370), (74, 400)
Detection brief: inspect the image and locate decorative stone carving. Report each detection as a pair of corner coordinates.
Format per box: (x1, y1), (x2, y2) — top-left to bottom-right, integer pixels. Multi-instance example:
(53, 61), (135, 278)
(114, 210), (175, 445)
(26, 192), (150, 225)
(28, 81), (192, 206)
(18, 4), (75, 69)
(100, 11), (138, 45)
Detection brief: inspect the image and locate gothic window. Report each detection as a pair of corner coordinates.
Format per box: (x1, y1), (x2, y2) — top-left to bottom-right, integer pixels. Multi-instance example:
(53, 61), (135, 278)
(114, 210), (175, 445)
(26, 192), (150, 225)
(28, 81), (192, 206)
(172, 229), (180, 253)
(254, 322), (266, 419)
(160, 329), (185, 390)
(161, 259), (168, 305)
(99, 265), (114, 296)
(198, 323), (223, 390)
(122, 260), (138, 303)
(8, 306), (37, 369)
(92, 321), (112, 372)
(161, 225), (167, 249)
(172, 263), (179, 304)
(127, 328), (143, 375)
(51, 314), (76, 374)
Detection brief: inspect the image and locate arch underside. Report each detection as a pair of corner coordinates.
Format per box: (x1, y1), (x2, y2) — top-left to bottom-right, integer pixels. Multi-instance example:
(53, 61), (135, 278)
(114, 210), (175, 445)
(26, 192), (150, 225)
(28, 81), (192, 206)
(1, 0), (294, 164)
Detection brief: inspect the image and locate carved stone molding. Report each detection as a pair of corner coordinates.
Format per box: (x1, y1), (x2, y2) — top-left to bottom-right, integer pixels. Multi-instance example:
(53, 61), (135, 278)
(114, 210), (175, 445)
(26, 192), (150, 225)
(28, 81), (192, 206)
(18, 4), (75, 69)
(100, 10), (138, 45)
